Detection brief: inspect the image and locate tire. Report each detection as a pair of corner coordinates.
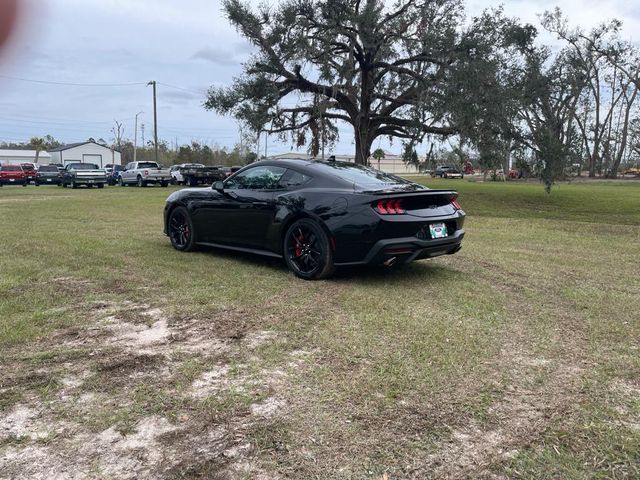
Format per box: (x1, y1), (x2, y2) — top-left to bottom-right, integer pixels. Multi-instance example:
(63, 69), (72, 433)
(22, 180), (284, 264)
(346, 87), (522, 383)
(71, 181), (77, 189)
(118, 177), (125, 187)
(161, 181), (168, 187)
(283, 219), (335, 280)
(137, 176), (146, 187)
(167, 206), (196, 252)
(97, 183), (104, 189)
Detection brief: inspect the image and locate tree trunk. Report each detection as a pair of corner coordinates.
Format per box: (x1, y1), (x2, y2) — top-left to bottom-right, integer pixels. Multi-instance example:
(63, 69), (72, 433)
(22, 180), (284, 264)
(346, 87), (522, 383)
(607, 87), (638, 178)
(354, 126), (371, 165)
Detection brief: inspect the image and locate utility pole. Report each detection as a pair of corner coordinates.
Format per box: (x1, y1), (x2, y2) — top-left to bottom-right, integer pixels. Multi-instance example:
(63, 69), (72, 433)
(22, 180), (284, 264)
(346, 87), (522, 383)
(134, 111), (143, 163)
(147, 81), (159, 164)
(141, 123), (145, 146)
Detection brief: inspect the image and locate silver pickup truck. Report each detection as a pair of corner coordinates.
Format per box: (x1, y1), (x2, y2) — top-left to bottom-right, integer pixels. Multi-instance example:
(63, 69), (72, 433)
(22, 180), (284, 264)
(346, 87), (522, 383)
(118, 161), (172, 187)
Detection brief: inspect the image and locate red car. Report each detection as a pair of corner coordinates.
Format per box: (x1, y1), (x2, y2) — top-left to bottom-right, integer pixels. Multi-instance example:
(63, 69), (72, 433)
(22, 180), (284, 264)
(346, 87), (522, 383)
(0, 164), (28, 186)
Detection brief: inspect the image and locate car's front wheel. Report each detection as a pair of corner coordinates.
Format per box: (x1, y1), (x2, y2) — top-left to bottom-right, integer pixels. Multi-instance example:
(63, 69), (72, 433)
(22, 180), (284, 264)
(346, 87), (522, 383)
(168, 206), (196, 251)
(283, 219), (335, 280)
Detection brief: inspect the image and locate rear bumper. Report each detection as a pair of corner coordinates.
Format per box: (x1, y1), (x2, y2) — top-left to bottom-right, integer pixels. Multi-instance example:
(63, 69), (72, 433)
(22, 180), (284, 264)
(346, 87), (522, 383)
(36, 177), (62, 184)
(334, 229), (465, 266)
(0, 178), (27, 185)
(73, 177), (106, 185)
(143, 176), (171, 183)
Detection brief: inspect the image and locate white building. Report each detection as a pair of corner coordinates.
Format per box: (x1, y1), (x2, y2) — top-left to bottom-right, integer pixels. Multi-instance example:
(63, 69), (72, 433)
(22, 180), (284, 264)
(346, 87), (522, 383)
(0, 149), (52, 165)
(269, 150), (420, 174)
(48, 141), (121, 167)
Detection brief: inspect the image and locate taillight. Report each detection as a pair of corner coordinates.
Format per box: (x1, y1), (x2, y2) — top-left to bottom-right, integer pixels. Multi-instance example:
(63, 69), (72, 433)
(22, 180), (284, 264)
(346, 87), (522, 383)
(144, 169), (149, 176)
(375, 199), (406, 215)
(451, 200), (461, 210)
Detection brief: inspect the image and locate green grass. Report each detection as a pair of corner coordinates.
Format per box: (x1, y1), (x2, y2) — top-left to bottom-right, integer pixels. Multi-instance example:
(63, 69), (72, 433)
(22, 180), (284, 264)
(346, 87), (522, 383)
(0, 179), (639, 478)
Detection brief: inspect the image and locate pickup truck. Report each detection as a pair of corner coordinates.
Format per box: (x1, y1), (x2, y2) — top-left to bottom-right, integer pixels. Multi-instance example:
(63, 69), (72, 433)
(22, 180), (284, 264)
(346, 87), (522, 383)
(0, 165), (28, 186)
(21, 163), (37, 184)
(179, 164), (227, 187)
(170, 163), (204, 185)
(35, 164), (62, 186)
(61, 163), (108, 188)
(119, 161), (171, 187)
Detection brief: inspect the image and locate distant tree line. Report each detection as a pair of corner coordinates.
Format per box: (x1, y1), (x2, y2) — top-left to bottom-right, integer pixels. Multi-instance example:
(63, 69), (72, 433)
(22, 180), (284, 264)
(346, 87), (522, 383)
(1, 135), (256, 167)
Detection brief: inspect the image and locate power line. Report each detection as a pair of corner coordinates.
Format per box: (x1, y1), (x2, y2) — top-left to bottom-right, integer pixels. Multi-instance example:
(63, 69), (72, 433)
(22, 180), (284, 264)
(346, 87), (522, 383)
(0, 75), (147, 87)
(157, 82), (208, 95)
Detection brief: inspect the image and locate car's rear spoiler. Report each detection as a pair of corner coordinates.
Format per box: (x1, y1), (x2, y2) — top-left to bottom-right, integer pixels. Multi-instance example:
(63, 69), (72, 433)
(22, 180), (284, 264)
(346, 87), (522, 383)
(362, 189), (459, 209)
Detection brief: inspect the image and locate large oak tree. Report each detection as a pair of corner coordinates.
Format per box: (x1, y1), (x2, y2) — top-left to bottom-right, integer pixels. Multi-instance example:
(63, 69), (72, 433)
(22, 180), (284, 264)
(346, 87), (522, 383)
(205, 0), (532, 164)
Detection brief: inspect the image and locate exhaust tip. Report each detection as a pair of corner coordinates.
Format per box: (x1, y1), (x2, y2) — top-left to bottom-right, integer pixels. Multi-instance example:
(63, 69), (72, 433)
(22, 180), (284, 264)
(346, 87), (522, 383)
(383, 257), (397, 267)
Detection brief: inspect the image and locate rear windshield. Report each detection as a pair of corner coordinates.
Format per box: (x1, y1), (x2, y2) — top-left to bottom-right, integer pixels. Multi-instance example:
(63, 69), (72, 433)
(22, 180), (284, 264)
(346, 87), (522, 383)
(69, 163), (99, 170)
(1, 165), (22, 171)
(310, 162), (415, 187)
(138, 162), (159, 169)
(39, 165), (59, 172)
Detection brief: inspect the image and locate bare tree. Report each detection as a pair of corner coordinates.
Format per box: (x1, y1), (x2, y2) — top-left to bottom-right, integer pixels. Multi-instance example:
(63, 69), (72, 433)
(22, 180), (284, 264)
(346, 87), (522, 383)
(111, 120), (125, 151)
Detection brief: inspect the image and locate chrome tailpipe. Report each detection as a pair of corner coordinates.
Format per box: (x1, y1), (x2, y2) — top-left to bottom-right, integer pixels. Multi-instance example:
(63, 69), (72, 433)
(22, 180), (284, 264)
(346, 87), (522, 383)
(383, 257), (397, 267)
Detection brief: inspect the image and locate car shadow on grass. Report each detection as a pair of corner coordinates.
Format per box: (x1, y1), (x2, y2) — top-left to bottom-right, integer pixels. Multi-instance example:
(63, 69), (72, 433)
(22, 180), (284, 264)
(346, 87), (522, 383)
(333, 261), (462, 285)
(159, 238), (462, 284)
(179, 243), (461, 284)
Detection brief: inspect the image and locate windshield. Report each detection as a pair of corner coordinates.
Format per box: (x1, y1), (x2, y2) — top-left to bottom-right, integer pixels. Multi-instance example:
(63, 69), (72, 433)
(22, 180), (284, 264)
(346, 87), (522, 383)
(309, 161), (418, 188)
(138, 162), (159, 169)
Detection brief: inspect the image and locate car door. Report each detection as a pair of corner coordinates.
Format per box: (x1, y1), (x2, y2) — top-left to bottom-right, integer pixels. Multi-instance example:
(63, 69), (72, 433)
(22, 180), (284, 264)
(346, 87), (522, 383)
(193, 165), (287, 249)
(122, 162), (134, 183)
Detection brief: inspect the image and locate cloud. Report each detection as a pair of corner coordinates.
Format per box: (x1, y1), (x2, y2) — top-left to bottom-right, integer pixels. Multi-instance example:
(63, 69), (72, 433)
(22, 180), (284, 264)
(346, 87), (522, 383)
(191, 47), (237, 66)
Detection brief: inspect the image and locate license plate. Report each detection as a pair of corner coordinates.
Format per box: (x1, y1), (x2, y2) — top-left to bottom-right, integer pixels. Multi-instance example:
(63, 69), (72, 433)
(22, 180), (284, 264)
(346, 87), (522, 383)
(47, 179), (52, 182)
(87, 179), (94, 183)
(429, 223), (448, 239)
(9, 179), (15, 182)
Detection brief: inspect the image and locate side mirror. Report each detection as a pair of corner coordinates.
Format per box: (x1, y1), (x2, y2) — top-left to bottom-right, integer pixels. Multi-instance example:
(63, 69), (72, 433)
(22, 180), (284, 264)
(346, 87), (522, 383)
(213, 181), (224, 193)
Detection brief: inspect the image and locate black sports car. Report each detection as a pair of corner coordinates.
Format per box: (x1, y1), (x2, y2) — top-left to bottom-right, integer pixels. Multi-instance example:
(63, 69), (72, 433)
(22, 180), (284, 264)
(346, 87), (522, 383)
(163, 159), (465, 279)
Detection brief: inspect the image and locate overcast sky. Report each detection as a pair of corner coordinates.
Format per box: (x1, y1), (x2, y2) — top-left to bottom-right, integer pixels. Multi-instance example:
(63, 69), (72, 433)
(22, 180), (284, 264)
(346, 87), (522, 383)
(0, 0), (638, 156)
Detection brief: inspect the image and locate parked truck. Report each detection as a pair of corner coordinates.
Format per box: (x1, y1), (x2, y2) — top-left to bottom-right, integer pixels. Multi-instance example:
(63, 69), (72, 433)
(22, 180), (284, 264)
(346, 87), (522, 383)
(118, 161), (172, 187)
(179, 164), (227, 186)
(61, 163), (107, 188)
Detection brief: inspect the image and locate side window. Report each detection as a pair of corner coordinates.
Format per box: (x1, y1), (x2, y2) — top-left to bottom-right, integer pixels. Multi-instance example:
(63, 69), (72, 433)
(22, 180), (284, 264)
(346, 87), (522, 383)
(226, 166), (287, 190)
(280, 169), (312, 189)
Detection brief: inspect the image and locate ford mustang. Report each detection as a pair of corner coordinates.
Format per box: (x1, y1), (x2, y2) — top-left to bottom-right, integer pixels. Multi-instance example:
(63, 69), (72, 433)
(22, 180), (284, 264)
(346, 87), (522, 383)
(164, 159), (465, 279)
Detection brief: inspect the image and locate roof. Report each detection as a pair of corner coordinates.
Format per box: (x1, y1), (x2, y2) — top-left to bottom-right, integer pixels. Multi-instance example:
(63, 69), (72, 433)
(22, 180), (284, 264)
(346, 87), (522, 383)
(48, 140), (119, 152)
(0, 149), (52, 158)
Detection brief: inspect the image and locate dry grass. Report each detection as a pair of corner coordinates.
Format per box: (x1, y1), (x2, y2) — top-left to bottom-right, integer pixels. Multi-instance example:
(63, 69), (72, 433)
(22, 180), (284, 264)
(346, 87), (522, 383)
(0, 180), (638, 479)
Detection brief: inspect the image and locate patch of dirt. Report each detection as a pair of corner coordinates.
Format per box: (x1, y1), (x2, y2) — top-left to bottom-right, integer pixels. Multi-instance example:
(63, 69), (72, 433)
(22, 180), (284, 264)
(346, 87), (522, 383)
(1, 302), (291, 479)
(250, 397), (286, 418)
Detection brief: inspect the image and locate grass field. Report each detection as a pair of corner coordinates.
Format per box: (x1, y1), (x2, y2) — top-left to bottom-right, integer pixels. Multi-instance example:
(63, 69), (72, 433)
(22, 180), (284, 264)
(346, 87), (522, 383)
(0, 179), (639, 479)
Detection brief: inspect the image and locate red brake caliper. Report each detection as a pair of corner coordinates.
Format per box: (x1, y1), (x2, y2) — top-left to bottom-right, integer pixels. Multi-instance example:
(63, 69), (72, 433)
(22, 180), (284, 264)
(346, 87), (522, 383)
(295, 233), (304, 257)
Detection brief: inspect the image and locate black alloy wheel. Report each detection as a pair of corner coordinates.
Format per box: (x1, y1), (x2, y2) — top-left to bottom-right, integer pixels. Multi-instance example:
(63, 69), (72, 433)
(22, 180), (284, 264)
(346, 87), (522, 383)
(168, 207), (196, 251)
(283, 219), (334, 280)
